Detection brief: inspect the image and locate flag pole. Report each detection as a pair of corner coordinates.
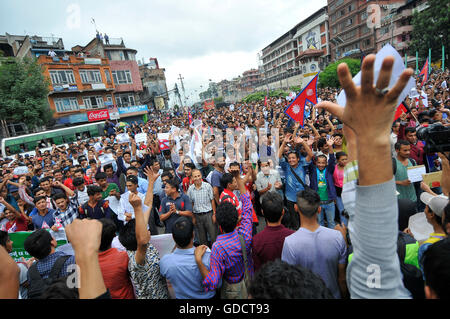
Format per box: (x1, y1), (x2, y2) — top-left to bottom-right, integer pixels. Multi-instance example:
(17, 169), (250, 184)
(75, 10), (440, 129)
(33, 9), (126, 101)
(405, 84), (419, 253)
(443, 44), (445, 71)
(428, 48), (431, 74)
(416, 51), (419, 74)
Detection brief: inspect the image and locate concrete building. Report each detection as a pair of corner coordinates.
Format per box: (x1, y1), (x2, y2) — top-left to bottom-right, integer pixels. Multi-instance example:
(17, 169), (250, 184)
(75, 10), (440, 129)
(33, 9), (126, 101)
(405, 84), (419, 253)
(0, 33), (65, 59)
(259, 6), (330, 90)
(375, 0), (429, 66)
(139, 58), (169, 111)
(240, 69), (261, 93)
(327, 0), (404, 62)
(38, 55), (115, 125)
(73, 37), (147, 123)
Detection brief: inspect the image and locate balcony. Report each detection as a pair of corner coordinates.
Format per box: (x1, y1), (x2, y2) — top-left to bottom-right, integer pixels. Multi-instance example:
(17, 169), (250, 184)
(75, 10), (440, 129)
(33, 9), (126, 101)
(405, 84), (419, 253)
(30, 37), (64, 49)
(393, 25), (413, 37)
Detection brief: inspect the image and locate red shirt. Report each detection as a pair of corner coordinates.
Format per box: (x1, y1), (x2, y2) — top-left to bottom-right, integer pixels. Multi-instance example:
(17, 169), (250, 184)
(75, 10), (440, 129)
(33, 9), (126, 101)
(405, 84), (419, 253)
(219, 189), (259, 224)
(252, 225), (295, 271)
(6, 215), (29, 232)
(64, 178), (74, 191)
(98, 248), (135, 299)
(182, 176), (193, 193)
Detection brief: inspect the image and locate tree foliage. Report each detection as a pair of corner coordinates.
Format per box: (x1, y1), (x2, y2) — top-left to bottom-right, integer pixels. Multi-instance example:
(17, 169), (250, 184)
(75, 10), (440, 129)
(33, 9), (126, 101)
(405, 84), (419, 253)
(0, 58), (52, 129)
(318, 58), (361, 88)
(242, 89), (289, 103)
(409, 0), (449, 63)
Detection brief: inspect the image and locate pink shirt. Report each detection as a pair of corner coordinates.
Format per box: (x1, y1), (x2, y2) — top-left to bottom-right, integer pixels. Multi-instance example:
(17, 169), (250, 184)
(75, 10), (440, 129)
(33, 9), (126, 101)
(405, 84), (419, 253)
(333, 165), (344, 188)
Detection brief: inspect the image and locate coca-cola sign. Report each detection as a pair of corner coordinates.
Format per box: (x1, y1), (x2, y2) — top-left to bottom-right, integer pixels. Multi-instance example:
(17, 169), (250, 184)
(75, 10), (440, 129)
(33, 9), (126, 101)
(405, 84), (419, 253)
(87, 109), (110, 122)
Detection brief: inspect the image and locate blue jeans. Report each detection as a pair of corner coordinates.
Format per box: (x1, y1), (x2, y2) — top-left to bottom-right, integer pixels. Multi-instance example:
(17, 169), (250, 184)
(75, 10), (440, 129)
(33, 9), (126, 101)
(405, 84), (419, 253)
(318, 202), (336, 229)
(335, 196), (348, 226)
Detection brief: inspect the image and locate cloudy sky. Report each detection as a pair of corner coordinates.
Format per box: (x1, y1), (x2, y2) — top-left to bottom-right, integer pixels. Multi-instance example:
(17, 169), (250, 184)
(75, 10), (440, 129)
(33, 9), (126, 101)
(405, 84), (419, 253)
(1, 0), (327, 105)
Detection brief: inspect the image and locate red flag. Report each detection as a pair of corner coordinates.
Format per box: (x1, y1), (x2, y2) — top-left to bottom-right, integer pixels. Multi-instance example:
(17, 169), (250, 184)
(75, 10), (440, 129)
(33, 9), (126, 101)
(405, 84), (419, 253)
(158, 139), (170, 151)
(188, 111), (193, 125)
(284, 73), (319, 125)
(418, 59), (429, 88)
(393, 102), (409, 122)
(264, 87), (269, 106)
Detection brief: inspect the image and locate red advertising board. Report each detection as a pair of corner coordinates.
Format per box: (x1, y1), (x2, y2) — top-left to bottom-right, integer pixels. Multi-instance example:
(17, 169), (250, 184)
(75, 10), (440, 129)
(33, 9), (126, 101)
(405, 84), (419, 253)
(204, 100), (215, 110)
(87, 109), (110, 122)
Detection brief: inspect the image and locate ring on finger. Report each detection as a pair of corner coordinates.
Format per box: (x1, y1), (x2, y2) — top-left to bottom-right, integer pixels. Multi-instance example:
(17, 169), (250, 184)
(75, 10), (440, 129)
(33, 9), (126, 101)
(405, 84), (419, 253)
(375, 87), (389, 97)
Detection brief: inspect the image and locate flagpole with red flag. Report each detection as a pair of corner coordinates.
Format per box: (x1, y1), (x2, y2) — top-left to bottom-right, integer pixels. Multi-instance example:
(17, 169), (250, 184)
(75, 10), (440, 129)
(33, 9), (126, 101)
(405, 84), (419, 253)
(284, 73), (320, 126)
(418, 58), (429, 88)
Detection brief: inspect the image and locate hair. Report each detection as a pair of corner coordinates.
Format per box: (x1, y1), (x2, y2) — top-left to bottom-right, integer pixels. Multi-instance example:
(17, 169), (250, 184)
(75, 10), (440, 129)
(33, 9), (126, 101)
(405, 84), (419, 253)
(335, 151), (347, 160)
(423, 238), (450, 299)
(34, 195), (47, 205)
(172, 217), (194, 248)
(261, 191), (284, 223)
(0, 231), (9, 248)
(248, 259), (335, 299)
(123, 151), (131, 157)
(39, 176), (52, 185)
(52, 192), (67, 202)
(126, 166), (139, 174)
(103, 164), (114, 171)
(184, 163), (196, 170)
(95, 172), (107, 181)
(229, 161), (240, 169)
(317, 138), (327, 149)
(315, 154), (327, 162)
(73, 177), (85, 187)
(118, 219), (137, 251)
(405, 127), (416, 135)
(126, 175), (138, 185)
(53, 169), (63, 175)
(287, 150), (299, 159)
(216, 201), (238, 233)
(33, 187), (45, 196)
(89, 159), (97, 165)
(165, 179), (179, 192)
(24, 229), (53, 259)
(220, 173), (234, 190)
(395, 139), (410, 150)
(296, 189), (321, 218)
(99, 218), (117, 252)
(161, 170), (174, 180)
(87, 185), (102, 196)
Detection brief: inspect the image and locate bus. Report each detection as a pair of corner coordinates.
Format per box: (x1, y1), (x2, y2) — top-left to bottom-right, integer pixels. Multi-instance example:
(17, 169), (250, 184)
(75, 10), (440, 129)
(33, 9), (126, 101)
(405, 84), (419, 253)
(1, 121), (106, 158)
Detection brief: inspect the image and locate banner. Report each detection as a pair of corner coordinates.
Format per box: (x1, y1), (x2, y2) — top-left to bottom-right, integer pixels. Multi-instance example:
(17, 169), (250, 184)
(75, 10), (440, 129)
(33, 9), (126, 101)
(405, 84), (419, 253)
(134, 133), (147, 144)
(204, 100), (215, 110)
(155, 97), (165, 110)
(9, 230), (68, 262)
(87, 109), (110, 122)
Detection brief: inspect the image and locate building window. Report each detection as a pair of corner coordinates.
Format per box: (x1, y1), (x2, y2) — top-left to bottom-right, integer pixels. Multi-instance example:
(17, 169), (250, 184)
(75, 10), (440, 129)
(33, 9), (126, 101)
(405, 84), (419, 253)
(83, 96), (105, 109)
(115, 93), (136, 107)
(49, 70), (75, 85)
(79, 69), (102, 84)
(54, 97), (79, 112)
(347, 18), (353, 26)
(111, 70), (132, 84)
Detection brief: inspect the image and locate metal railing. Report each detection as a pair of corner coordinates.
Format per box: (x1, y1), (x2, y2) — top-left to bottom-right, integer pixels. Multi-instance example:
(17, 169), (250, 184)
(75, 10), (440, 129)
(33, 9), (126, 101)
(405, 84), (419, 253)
(103, 37), (124, 46)
(30, 37), (64, 48)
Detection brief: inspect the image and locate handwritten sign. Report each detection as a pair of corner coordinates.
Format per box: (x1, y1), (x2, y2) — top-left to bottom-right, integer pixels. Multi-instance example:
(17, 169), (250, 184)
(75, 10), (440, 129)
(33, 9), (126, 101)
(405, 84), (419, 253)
(407, 165), (426, 183)
(135, 133), (147, 144)
(116, 133), (130, 144)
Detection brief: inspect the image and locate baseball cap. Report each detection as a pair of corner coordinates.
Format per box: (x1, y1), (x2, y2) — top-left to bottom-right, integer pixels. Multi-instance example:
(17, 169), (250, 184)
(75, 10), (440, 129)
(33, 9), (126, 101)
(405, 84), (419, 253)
(420, 193), (449, 217)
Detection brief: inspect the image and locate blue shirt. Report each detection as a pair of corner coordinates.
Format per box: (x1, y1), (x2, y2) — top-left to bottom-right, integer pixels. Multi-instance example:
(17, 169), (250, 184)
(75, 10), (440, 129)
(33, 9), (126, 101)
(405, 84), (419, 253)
(29, 251), (75, 281)
(32, 209), (56, 229)
(160, 247), (217, 299)
(280, 156), (310, 202)
(137, 176), (149, 194)
(159, 194), (193, 234)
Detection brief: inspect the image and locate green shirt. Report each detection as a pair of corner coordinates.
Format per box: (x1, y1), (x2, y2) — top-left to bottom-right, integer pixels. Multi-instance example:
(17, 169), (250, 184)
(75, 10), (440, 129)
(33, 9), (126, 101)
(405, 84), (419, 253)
(317, 168), (328, 201)
(102, 183), (120, 199)
(394, 158), (417, 202)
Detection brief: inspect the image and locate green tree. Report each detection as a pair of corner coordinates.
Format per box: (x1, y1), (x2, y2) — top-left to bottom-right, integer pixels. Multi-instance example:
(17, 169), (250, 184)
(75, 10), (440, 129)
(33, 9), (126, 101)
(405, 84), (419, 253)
(409, 0), (449, 64)
(0, 57), (52, 133)
(318, 58), (361, 88)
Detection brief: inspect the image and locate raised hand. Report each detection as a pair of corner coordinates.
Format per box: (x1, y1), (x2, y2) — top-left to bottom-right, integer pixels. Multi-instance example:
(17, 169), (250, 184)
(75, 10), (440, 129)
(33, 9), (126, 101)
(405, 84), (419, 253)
(128, 193), (142, 209)
(144, 166), (160, 183)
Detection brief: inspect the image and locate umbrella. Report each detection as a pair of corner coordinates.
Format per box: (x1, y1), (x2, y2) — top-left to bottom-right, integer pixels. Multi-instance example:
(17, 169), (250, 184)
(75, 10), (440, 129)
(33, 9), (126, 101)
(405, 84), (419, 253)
(118, 122), (129, 127)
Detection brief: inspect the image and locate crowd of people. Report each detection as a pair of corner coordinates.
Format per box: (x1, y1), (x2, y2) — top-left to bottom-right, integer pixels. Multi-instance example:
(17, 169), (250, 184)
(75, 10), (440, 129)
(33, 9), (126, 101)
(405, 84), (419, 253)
(0, 56), (449, 300)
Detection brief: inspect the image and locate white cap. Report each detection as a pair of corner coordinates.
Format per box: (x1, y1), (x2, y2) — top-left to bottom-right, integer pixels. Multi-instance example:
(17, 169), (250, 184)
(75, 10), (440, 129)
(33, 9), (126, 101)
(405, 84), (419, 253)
(420, 193), (449, 217)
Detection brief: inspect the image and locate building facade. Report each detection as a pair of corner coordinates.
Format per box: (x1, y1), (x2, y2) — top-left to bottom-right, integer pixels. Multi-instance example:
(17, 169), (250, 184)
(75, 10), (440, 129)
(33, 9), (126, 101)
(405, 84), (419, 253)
(0, 33), (65, 59)
(240, 69), (261, 93)
(74, 37), (147, 123)
(38, 55), (115, 125)
(139, 58), (169, 111)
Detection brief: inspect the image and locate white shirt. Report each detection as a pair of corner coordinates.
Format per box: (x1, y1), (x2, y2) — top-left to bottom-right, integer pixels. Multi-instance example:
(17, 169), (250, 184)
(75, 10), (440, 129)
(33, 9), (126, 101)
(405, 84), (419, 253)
(119, 191), (149, 221)
(76, 187), (89, 206)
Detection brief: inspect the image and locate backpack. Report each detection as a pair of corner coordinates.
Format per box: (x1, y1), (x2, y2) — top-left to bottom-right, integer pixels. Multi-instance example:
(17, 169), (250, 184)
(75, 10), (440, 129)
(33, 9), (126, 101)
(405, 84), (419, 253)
(392, 157), (417, 176)
(27, 255), (72, 299)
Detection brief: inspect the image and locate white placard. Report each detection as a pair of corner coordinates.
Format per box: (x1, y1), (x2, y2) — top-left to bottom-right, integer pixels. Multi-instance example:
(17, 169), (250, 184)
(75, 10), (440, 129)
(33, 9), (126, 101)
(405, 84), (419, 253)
(13, 166), (29, 175)
(408, 212), (434, 244)
(105, 195), (124, 217)
(135, 133), (147, 144)
(117, 133), (130, 144)
(94, 142), (103, 152)
(98, 153), (115, 167)
(337, 44), (415, 107)
(407, 165), (426, 183)
(149, 234), (176, 259)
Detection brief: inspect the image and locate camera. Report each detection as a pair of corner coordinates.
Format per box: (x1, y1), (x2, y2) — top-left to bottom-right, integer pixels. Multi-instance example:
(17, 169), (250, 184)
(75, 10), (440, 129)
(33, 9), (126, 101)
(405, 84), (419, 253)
(416, 122), (450, 153)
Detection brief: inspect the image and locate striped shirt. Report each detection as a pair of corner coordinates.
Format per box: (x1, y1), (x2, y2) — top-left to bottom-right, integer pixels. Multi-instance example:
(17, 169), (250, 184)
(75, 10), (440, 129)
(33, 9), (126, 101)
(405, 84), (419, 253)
(202, 192), (253, 291)
(54, 197), (79, 227)
(187, 182), (214, 214)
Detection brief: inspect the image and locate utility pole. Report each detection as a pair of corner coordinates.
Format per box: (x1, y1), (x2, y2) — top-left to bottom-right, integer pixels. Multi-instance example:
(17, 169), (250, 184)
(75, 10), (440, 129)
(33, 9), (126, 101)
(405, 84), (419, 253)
(178, 74), (188, 108)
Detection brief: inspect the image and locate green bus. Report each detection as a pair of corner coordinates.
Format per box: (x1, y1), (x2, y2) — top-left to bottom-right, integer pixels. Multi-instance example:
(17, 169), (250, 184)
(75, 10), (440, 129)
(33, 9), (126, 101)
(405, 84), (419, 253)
(1, 121), (106, 158)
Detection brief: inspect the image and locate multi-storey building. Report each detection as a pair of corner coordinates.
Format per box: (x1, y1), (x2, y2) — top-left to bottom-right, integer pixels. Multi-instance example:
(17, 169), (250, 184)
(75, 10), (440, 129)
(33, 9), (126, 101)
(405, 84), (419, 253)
(73, 37), (147, 123)
(240, 69), (261, 93)
(38, 55), (115, 125)
(139, 58), (169, 111)
(0, 33), (65, 59)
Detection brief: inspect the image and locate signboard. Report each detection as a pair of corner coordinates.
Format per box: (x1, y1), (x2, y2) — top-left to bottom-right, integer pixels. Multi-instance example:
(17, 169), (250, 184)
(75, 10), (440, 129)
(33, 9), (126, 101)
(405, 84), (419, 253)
(69, 113), (88, 124)
(84, 58), (101, 65)
(116, 133), (130, 144)
(9, 231), (68, 262)
(155, 97), (165, 110)
(87, 109), (109, 122)
(118, 105), (148, 114)
(134, 133), (147, 144)
(91, 83), (106, 90)
(422, 171), (443, 188)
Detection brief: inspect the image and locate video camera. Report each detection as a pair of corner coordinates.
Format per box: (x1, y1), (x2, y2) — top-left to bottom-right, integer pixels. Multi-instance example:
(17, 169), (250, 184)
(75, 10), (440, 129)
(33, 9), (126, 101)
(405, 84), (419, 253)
(416, 122), (450, 153)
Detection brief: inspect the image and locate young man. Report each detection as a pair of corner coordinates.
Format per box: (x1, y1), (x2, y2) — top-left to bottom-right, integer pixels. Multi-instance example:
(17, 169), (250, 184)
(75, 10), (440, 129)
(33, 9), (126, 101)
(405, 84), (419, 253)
(394, 140), (417, 202)
(281, 189), (347, 299)
(95, 172), (120, 200)
(104, 164), (121, 192)
(97, 218), (135, 299)
(398, 125), (425, 165)
(252, 191), (294, 272)
(160, 217), (216, 299)
(38, 177), (63, 210)
(23, 229), (75, 299)
(210, 155), (226, 205)
(187, 169), (217, 246)
(255, 161), (283, 204)
(308, 154), (338, 229)
(72, 177), (89, 206)
(52, 186), (79, 227)
(126, 167), (149, 195)
(118, 169), (169, 299)
(181, 163), (196, 193)
(0, 196), (30, 232)
(194, 172), (253, 299)
(119, 175), (149, 222)
(159, 179), (193, 234)
(31, 196), (58, 231)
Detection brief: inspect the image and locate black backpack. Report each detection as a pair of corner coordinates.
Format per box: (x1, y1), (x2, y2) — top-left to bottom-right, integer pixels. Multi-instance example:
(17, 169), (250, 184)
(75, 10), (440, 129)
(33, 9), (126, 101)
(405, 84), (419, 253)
(27, 255), (72, 299)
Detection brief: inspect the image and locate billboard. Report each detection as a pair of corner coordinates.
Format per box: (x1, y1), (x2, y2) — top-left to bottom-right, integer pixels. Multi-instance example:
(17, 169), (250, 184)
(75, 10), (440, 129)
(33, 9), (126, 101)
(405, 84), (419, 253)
(155, 96), (165, 110)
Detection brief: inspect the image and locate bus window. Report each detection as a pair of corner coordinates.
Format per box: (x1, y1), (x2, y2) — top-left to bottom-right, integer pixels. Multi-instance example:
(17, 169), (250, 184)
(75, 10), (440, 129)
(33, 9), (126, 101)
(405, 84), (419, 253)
(63, 135), (75, 143)
(53, 136), (63, 145)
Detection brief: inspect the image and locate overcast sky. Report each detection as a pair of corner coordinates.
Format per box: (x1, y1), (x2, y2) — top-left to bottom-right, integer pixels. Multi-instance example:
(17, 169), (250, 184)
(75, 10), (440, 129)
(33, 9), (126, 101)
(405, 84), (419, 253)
(1, 0), (327, 105)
